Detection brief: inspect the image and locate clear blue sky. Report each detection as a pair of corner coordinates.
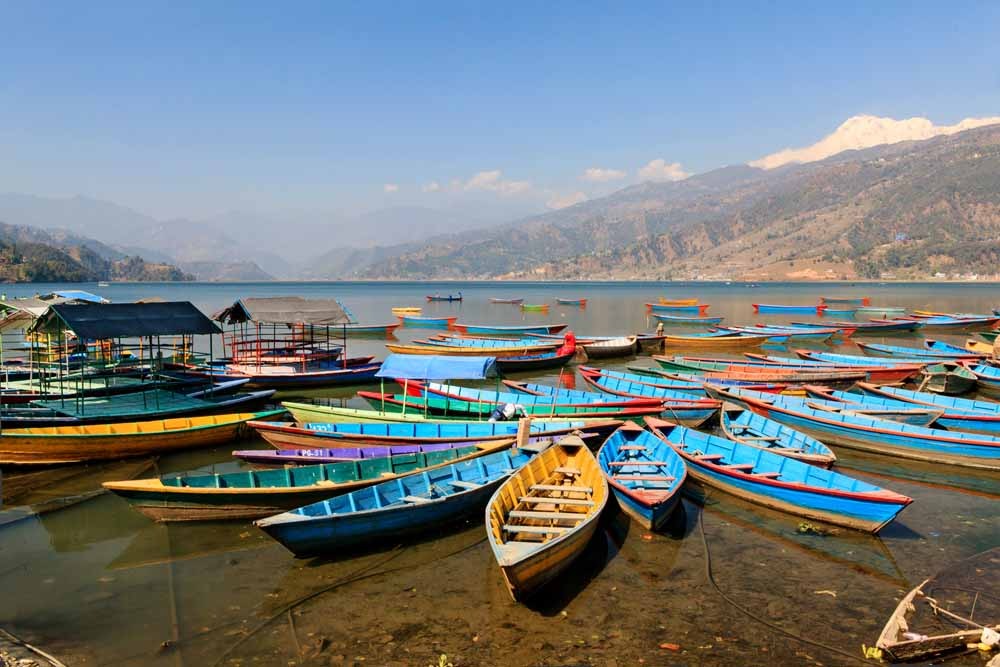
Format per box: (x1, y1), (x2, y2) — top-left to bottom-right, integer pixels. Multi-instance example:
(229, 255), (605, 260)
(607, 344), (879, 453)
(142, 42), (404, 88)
(1, 1), (997, 218)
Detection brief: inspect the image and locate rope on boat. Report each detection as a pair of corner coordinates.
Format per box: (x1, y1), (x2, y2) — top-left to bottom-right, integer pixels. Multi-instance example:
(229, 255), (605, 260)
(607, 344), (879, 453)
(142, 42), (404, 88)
(696, 511), (870, 664)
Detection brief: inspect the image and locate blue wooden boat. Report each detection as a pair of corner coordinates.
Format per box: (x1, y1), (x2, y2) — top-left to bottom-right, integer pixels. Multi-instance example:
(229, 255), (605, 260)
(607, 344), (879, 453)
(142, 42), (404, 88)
(719, 325), (834, 342)
(644, 417), (911, 533)
(947, 363), (1000, 399)
(923, 339), (987, 357)
(707, 387), (1000, 471)
(647, 303), (710, 314)
(555, 298), (587, 306)
(720, 410), (837, 467)
(418, 336), (555, 350)
(256, 444), (539, 555)
(795, 319), (923, 333)
(577, 366), (785, 395)
(234, 441), (490, 465)
(820, 297), (870, 306)
(426, 293), (462, 302)
(596, 422), (686, 530)
(342, 323), (402, 337)
(899, 315), (1000, 331)
(399, 315), (457, 329)
(855, 341), (981, 360)
(422, 382), (661, 408)
(452, 323), (568, 335)
(752, 304), (826, 314)
(652, 313), (724, 325)
(819, 308), (856, 317)
(854, 306), (907, 316)
(794, 350), (930, 369)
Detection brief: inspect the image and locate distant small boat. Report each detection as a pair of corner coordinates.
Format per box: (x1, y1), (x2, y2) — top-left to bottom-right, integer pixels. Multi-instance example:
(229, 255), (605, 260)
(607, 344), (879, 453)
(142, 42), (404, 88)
(391, 306), (422, 315)
(752, 304), (826, 314)
(579, 336), (638, 359)
(658, 298), (699, 306)
(426, 293), (463, 302)
(97, 281), (110, 288)
(452, 323), (568, 335)
(521, 303), (550, 312)
(397, 315), (457, 329)
(653, 313), (724, 325)
(647, 303), (710, 314)
(662, 332), (770, 351)
(854, 305), (906, 316)
(486, 436), (608, 601)
(490, 298), (524, 304)
(341, 323), (402, 337)
(555, 298), (587, 306)
(820, 296), (870, 306)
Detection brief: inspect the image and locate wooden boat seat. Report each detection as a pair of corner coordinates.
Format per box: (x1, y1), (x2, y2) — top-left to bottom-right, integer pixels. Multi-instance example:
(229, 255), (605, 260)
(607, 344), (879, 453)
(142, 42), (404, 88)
(554, 466), (582, 476)
(530, 483), (592, 494)
(503, 524), (572, 535)
(607, 461), (669, 467)
(727, 464), (755, 471)
(611, 474), (675, 482)
(518, 496), (594, 507)
(696, 454), (724, 461)
(737, 435), (779, 442)
(401, 495), (432, 504)
(753, 471), (782, 479)
(448, 480), (482, 489)
(518, 441), (551, 453)
(509, 510), (585, 521)
(618, 445), (647, 451)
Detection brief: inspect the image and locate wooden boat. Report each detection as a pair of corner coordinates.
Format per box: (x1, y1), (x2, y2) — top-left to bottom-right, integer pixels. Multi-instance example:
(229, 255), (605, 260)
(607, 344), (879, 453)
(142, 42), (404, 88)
(105, 439), (515, 521)
(580, 366), (786, 395)
(644, 417), (910, 533)
(257, 444), (539, 556)
(190, 361), (382, 389)
(385, 342), (551, 358)
(965, 339), (993, 355)
(419, 336), (555, 350)
(342, 323), (401, 337)
(918, 362), (977, 395)
(820, 296), (870, 306)
(719, 409), (837, 468)
(795, 319), (923, 333)
(555, 298), (587, 306)
(495, 351), (574, 374)
(572, 373), (720, 427)
(718, 326), (832, 343)
(752, 304), (826, 314)
(234, 441), (494, 465)
(652, 313), (724, 325)
(398, 315), (457, 329)
(979, 331), (999, 343)
(248, 418), (616, 449)
(658, 298), (699, 306)
(650, 356), (871, 386)
(897, 315), (1000, 331)
(0, 410), (286, 465)
(596, 422), (685, 530)
(854, 306), (906, 316)
(579, 336), (638, 359)
(662, 333), (770, 351)
(419, 382), (662, 409)
(452, 323), (568, 335)
(793, 386), (944, 426)
(855, 341), (981, 361)
(486, 436), (607, 600)
(963, 363), (1000, 398)
(856, 382), (1000, 435)
(710, 387), (1000, 471)
(358, 391), (664, 420)
(489, 298), (524, 304)
(647, 303), (710, 314)
(820, 308), (856, 317)
(391, 306), (421, 315)
(520, 303), (550, 312)
(426, 293), (463, 302)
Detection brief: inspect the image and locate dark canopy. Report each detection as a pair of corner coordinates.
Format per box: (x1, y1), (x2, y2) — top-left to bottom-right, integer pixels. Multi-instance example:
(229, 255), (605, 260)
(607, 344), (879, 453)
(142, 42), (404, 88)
(213, 297), (355, 326)
(30, 301), (221, 339)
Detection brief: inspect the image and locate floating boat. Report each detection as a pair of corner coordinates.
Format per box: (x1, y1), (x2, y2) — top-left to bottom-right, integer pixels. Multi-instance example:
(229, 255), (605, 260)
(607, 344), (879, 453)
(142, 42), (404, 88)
(820, 308), (856, 317)
(979, 331), (998, 343)
(662, 332), (771, 351)
(646, 303), (710, 314)
(358, 391), (663, 420)
(572, 372), (720, 427)
(963, 363), (1000, 398)
(105, 439), (514, 521)
(234, 441), (495, 465)
(391, 306), (422, 315)
(341, 323), (402, 337)
(854, 306), (906, 316)
(579, 336), (638, 359)
(752, 304), (827, 314)
(0, 410), (285, 465)
(718, 326), (834, 343)
(580, 366), (786, 395)
(486, 436), (607, 601)
(188, 361), (383, 389)
(820, 296), (870, 306)
(923, 339), (985, 357)
(855, 341), (981, 361)
(397, 315), (457, 329)
(650, 356), (870, 386)
(795, 319), (922, 334)
(248, 418), (615, 449)
(555, 298), (587, 306)
(719, 409), (837, 468)
(495, 351), (575, 374)
(658, 298), (700, 306)
(258, 444), (539, 556)
(489, 298), (524, 304)
(710, 387), (1000, 471)
(426, 294), (463, 302)
(416, 337), (555, 352)
(722, 385), (941, 427)
(644, 417), (910, 533)
(451, 323), (568, 335)
(965, 339), (993, 355)
(652, 313), (724, 325)
(919, 363), (978, 395)
(420, 382), (662, 409)
(385, 342), (550, 358)
(596, 422), (685, 530)
(897, 315), (1000, 331)
(520, 303), (550, 312)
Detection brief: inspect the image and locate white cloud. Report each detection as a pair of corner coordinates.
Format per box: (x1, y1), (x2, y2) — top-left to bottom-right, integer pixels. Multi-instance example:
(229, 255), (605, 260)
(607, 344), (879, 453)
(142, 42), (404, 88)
(546, 191), (587, 210)
(383, 183), (399, 193)
(422, 181), (441, 193)
(463, 170), (531, 195)
(751, 114), (1000, 170)
(637, 159), (689, 182)
(582, 167), (627, 182)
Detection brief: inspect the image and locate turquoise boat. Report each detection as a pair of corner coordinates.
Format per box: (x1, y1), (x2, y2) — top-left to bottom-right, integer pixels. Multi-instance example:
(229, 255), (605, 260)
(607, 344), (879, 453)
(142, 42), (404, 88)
(720, 410), (837, 468)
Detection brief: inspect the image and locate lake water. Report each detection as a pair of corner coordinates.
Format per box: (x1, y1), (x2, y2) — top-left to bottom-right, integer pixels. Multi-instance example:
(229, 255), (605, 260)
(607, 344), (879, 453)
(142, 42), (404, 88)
(0, 281), (997, 666)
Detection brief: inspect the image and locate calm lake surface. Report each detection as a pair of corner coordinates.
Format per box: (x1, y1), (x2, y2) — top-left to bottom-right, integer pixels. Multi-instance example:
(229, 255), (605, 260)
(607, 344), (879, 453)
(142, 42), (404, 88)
(0, 281), (997, 666)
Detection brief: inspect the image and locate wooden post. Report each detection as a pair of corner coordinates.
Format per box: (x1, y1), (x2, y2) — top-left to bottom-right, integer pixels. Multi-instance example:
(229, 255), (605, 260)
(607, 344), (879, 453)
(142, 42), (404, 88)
(516, 416), (531, 449)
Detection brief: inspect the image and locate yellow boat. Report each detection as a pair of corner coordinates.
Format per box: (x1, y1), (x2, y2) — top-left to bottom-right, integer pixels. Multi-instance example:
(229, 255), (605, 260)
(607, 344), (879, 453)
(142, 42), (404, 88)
(0, 411), (284, 465)
(658, 298), (699, 306)
(662, 333), (769, 351)
(486, 436), (607, 601)
(391, 306), (422, 315)
(965, 339), (993, 355)
(385, 343), (558, 357)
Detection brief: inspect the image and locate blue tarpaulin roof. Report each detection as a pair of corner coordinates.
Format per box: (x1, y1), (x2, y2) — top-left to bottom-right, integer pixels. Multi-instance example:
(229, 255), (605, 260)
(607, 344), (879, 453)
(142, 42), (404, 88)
(49, 290), (109, 303)
(375, 354), (497, 380)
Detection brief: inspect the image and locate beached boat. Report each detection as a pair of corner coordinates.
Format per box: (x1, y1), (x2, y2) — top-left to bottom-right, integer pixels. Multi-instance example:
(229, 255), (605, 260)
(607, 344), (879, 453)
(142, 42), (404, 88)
(963, 363), (1000, 397)
(662, 333), (771, 351)
(652, 313), (724, 325)
(257, 444), (539, 556)
(451, 323), (568, 335)
(650, 356), (871, 386)
(426, 293), (463, 302)
(579, 336), (638, 359)
(855, 341), (981, 361)
(644, 417), (910, 532)
(710, 387), (1000, 471)
(486, 436), (607, 600)
(385, 342), (551, 357)
(555, 298), (587, 306)
(359, 391), (663, 420)
(752, 304), (826, 314)
(248, 418), (615, 449)
(398, 315), (457, 329)
(420, 382), (661, 409)
(797, 319), (923, 334)
(495, 351), (575, 374)
(580, 366), (786, 395)
(596, 422), (685, 530)
(897, 315), (1000, 331)
(919, 363), (978, 395)
(105, 439), (514, 521)
(489, 298), (524, 304)
(520, 303), (550, 312)
(646, 303), (710, 314)
(0, 410), (285, 465)
(820, 296), (870, 305)
(719, 409), (837, 467)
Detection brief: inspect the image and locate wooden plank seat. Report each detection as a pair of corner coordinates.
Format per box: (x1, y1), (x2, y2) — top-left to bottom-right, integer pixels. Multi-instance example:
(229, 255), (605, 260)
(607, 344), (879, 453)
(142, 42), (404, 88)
(753, 471), (782, 478)
(696, 454), (724, 461)
(727, 463), (755, 471)
(448, 479), (482, 489)
(737, 435), (779, 442)
(503, 524), (572, 535)
(618, 445), (647, 451)
(611, 474), (675, 482)
(607, 461), (670, 467)
(401, 495), (432, 504)
(530, 483), (592, 494)
(518, 496), (594, 507)
(509, 510), (585, 521)
(554, 466), (582, 476)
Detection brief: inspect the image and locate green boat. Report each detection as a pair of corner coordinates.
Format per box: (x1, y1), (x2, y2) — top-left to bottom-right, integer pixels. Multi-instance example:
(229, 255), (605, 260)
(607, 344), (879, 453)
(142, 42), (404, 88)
(520, 304), (550, 312)
(103, 440), (513, 521)
(357, 391), (661, 419)
(280, 401), (623, 427)
(979, 331), (998, 343)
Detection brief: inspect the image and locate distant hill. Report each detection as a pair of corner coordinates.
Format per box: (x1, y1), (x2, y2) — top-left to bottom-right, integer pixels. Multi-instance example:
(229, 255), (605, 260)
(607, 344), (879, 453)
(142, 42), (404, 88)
(178, 260), (273, 281)
(352, 123), (1000, 280)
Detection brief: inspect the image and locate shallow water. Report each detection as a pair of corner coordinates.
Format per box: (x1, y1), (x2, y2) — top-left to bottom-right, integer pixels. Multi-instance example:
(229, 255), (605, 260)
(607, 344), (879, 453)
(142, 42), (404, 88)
(0, 281), (998, 665)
